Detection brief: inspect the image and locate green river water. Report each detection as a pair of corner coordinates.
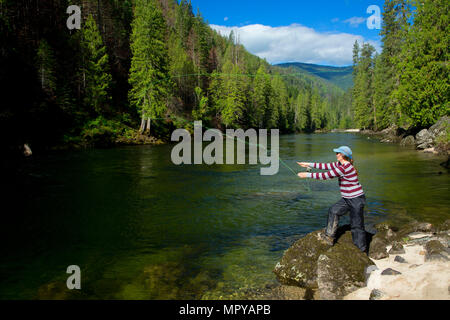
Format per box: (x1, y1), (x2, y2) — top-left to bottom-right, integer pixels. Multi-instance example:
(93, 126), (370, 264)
(1, 133), (449, 299)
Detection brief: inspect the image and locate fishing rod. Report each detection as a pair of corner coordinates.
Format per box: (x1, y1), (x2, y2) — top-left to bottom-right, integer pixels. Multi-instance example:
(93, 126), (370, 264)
(148, 115), (313, 193)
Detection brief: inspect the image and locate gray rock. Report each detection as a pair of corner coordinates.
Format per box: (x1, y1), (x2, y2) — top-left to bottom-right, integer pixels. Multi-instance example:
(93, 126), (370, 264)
(436, 219), (450, 233)
(416, 129), (434, 150)
(23, 144), (32, 157)
(381, 268), (402, 276)
(424, 240), (449, 262)
(381, 125), (399, 136)
(429, 116), (450, 140)
(365, 265), (379, 283)
(274, 227), (374, 300)
(394, 256), (407, 263)
(273, 230), (334, 288)
(400, 135), (415, 147)
(365, 265), (379, 274)
(369, 289), (386, 300)
(415, 223), (434, 233)
(389, 242), (406, 255)
(394, 221), (435, 240)
(316, 234), (375, 300)
(369, 237), (389, 260)
(423, 147), (437, 154)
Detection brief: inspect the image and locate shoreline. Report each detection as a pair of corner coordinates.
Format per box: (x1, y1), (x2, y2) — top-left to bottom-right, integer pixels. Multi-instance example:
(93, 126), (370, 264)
(344, 234), (450, 300)
(261, 220), (450, 301)
(13, 115), (450, 160)
(358, 116), (450, 161)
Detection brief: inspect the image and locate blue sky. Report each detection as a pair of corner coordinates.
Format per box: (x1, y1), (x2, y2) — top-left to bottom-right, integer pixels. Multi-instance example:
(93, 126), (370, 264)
(189, 0), (385, 66)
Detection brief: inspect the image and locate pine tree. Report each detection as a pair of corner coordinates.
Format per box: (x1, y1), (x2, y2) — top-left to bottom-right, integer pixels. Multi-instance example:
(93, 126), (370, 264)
(271, 75), (289, 131)
(373, 53), (388, 130)
(168, 33), (195, 109)
(192, 86), (209, 121)
(378, 0), (411, 127)
(81, 15), (112, 115)
(310, 87), (322, 131)
(36, 39), (57, 94)
(395, 0), (449, 127)
(353, 43), (376, 129)
(208, 70), (225, 123)
(250, 65), (271, 128)
(294, 91), (308, 132)
(193, 10), (211, 90)
(219, 61), (247, 128)
(175, 0), (193, 48)
(129, 0), (171, 133)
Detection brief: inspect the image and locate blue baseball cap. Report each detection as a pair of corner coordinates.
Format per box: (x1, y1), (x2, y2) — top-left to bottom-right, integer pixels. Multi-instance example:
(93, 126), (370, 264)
(333, 146), (353, 159)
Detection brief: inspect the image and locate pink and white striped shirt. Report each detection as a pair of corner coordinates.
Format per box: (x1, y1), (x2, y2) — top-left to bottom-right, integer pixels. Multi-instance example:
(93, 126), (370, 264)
(306, 162), (365, 199)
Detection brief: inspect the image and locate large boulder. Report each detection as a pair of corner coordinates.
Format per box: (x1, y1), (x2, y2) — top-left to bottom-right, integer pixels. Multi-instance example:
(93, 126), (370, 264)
(316, 232), (375, 300)
(429, 116), (449, 140)
(379, 125), (403, 144)
(415, 129), (434, 150)
(424, 240), (449, 262)
(273, 230), (330, 288)
(273, 227), (374, 299)
(415, 117), (450, 150)
(380, 125), (398, 137)
(400, 135), (415, 147)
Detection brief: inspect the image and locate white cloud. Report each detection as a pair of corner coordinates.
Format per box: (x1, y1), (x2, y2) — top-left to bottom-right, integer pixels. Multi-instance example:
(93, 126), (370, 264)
(224, 17), (228, 22)
(343, 17), (367, 27)
(210, 23), (381, 66)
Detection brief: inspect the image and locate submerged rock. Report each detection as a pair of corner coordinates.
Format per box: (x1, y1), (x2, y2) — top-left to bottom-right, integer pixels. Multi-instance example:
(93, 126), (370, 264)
(440, 157), (450, 169)
(36, 281), (82, 300)
(246, 284), (319, 300)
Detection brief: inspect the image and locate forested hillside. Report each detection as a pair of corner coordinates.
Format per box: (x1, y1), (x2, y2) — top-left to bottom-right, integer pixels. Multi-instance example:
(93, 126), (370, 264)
(0, 0), (353, 152)
(277, 62), (354, 91)
(352, 0), (449, 131)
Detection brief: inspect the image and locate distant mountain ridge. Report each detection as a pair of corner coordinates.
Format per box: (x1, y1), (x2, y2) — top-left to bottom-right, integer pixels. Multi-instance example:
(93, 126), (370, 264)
(276, 62), (354, 91)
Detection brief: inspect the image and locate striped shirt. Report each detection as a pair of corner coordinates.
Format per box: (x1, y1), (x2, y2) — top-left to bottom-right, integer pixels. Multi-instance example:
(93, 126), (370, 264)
(306, 162), (365, 199)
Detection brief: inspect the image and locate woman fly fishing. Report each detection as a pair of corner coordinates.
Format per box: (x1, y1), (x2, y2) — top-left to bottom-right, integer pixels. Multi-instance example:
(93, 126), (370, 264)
(297, 146), (367, 253)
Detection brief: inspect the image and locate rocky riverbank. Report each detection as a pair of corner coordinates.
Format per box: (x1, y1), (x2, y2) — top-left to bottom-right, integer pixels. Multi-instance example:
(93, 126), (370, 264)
(269, 220), (450, 300)
(360, 116), (450, 168)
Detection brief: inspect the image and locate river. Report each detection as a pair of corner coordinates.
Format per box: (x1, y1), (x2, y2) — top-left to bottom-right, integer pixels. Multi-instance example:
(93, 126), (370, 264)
(1, 133), (449, 299)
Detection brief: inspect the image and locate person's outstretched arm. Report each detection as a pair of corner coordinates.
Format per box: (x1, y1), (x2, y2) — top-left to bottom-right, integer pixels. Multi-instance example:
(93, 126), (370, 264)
(297, 162), (340, 171)
(300, 163), (347, 180)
